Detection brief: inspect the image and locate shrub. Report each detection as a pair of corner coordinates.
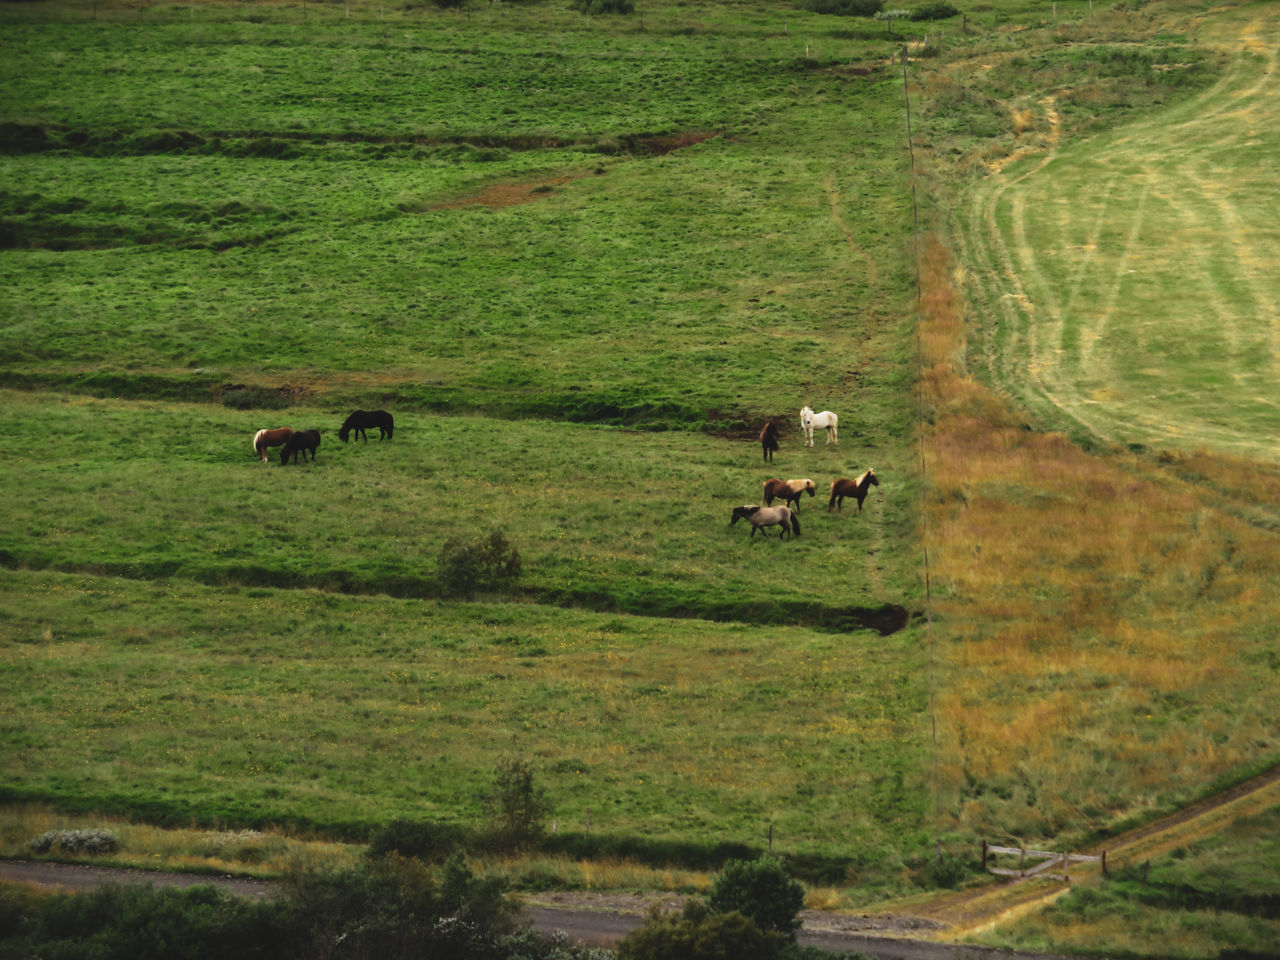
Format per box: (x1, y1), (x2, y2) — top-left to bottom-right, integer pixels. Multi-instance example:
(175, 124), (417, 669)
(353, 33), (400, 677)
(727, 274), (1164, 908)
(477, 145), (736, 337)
(910, 1), (959, 19)
(616, 900), (783, 960)
(29, 828), (119, 856)
(707, 857), (806, 938)
(436, 529), (521, 599)
(367, 819), (466, 863)
(220, 385), (289, 410)
(284, 854), (517, 959)
(799, 0), (883, 16)
(571, 0), (635, 14)
(483, 757), (551, 852)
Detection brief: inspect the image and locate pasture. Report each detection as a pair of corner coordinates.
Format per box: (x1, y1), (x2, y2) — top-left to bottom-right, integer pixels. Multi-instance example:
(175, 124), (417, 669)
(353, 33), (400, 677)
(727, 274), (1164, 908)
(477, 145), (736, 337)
(2, 0), (1280, 946)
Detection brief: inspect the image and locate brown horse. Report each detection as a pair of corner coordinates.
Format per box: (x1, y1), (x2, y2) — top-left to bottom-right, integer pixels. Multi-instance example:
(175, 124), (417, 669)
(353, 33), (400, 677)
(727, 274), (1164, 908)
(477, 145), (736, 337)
(280, 429), (321, 464)
(731, 504), (800, 540)
(762, 477), (816, 512)
(759, 421), (780, 462)
(828, 469), (879, 513)
(253, 427), (293, 463)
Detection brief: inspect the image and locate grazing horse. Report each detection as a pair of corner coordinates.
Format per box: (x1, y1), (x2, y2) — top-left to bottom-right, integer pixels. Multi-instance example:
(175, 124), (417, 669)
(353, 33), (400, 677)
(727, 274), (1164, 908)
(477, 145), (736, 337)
(339, 410), (394, 443)
(828, 469), (879, 513)
(762, 477), (816, 512)
(799, 406), (838, 447)
(730, 504), (800, 540)
(253, 427), (294, 463)
(280, 429), (321, 464)
(759, 421), (780, 462)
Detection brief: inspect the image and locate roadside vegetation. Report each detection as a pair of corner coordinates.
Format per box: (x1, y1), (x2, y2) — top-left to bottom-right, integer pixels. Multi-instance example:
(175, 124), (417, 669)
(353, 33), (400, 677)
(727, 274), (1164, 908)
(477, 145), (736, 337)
(1, 0), (1278, 957)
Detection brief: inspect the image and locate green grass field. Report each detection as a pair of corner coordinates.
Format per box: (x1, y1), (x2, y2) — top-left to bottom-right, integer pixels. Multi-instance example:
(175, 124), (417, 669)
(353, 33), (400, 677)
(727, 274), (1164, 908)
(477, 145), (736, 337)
(2, 0), (1279, 943)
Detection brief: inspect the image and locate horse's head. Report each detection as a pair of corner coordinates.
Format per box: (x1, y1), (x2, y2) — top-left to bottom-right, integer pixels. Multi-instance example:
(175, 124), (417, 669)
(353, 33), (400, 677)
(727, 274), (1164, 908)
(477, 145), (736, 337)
(802, 479), (816, 496)
(730, 505), (757, 525)
(338, 426), (349, 443)
(799, 406), (812, 428)
(866, 468), (879, 486)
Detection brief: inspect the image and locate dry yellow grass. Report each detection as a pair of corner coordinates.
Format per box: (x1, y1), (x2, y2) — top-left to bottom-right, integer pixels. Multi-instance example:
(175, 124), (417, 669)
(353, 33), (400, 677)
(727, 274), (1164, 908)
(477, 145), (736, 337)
(916, 232), (1279, 846)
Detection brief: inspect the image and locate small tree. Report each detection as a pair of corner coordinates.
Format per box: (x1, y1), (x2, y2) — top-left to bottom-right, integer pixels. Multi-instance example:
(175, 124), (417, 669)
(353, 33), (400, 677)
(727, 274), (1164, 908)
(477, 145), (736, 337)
(436, 529), (521, 599)
(483, 757), (551, 851)
(616, 900), (781, 960)
(707, 857), (806, 939)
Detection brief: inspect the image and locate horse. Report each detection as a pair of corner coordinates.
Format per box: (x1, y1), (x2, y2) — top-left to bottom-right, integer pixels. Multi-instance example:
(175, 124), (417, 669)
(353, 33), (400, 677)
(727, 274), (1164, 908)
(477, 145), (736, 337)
(730, 504), (800, 540)
(828, 469), (879, 513)
(280, 429), (321, 465)
(252, 427), (294, 463)
(799, 406), (838, 447)
(759, 421), (780, 462)
(762, 478), (816, 512)
(339, 410), (394, 443)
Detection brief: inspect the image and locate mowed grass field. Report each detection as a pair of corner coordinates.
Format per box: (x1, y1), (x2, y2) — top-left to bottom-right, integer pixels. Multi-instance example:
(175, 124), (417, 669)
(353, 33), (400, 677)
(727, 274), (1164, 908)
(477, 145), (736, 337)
(952, 1), (1280, 462)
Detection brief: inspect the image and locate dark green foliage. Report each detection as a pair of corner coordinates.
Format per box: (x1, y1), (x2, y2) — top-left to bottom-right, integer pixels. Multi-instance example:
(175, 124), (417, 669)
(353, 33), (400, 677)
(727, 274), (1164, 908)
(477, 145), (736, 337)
(616, 900), (783, 960)
(571, 0), (635, 14)
(483, 757), (551, 852)
(910, 1), (959, 19)
(0, 883), (298, 960)
(799, 0), (883, 17)
(926, 850), (971, 889)
(367, 819), (469, 863)
(436, 530), (522, 599)
(707, 858), (805, 938)
(286, 854), (517, 960)
(220, 386), (290, 411)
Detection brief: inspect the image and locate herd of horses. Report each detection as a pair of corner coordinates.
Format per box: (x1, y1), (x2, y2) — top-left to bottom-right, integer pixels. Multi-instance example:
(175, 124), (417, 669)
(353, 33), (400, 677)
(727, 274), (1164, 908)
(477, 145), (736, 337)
(253, 404), (874, 542)
(735, 407), (879, 541)
(252, 410), (394, 465)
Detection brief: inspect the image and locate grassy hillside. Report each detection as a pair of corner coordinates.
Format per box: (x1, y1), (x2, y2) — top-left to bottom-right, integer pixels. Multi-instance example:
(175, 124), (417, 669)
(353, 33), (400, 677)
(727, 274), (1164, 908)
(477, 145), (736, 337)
(2, 0), (1277, 940)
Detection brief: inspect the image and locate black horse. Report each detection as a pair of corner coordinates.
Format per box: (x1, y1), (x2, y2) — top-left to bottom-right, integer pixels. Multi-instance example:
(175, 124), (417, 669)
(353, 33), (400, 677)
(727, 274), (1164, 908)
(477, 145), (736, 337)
(339, 410), (394, 443)
(280, 429), (321, 464)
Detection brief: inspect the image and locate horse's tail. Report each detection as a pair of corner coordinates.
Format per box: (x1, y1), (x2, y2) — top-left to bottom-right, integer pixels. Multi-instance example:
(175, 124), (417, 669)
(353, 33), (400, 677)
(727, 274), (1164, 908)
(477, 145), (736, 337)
(791, 512), (800, 538)
(828, 480), (839, 511)
(762, 480), (772, 505)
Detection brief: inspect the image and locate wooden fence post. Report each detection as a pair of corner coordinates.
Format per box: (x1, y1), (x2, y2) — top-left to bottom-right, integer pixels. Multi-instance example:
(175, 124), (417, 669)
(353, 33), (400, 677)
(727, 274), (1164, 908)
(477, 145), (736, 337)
(1101, 850), (1108, 876)
(981, 839), (988, 871)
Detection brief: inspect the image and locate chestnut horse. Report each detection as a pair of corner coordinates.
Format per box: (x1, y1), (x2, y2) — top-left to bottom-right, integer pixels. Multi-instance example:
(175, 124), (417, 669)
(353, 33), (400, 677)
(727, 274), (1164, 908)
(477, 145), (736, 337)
(730, 504), (800, 540)
(253, 427), (293, 463)
(280, 429), (321, 464)
(339, 409), (394, 443)
(759, 421), (780, 462)
(828, 469), (879, 513)
(762, 477), (816, 512)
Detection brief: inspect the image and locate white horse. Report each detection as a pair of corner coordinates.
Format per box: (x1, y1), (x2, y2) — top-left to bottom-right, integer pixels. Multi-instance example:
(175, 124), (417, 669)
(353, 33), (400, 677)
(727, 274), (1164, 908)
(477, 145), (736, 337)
(799, 406), (838, 447)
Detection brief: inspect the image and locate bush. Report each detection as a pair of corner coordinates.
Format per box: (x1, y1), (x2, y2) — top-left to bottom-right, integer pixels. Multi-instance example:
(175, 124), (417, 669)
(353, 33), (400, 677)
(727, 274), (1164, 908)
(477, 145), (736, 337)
(483, 757), (551, 852)
(220, 385), (289, 410)
(910, 0), (959, 19)
(436, 529), (521, 599)
(367, 819), (467, 863)
(799, 0), (883, 16)
(29, 828), (119, 856)
(571, 0), (635, 14)
(707, 857), (805, 938)
(616, 900), (783, 960)
(285, 854), (517, 960)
